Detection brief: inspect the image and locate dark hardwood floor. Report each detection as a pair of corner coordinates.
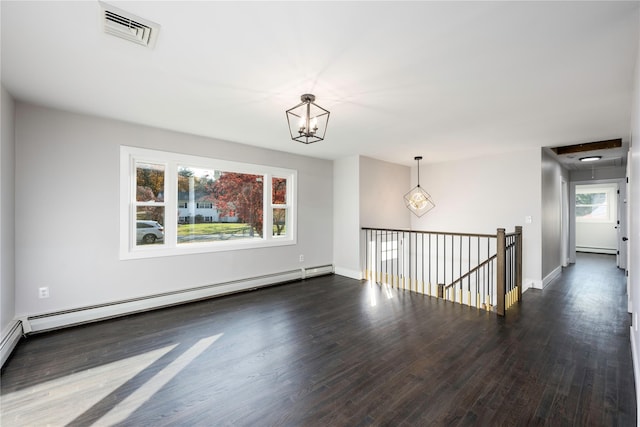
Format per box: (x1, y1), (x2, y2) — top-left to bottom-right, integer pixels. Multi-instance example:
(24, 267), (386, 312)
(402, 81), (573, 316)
(1, 253), (636, 426)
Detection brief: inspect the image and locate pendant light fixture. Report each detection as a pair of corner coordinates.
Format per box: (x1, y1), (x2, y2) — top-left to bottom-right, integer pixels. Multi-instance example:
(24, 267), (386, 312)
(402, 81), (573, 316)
(286, 94), (330, 144)
(404, 156), (435, 217)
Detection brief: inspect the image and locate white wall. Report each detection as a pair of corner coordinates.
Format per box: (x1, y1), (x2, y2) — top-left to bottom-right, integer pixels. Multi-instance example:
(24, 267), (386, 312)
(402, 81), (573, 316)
(359, 156), (410, 229)
(541, 150), (569, 284)
(411, 148), (543, 289)
(629, 12), (640, 412)
(570, 166), (626, 182)
(14, 103), (333, 317)
(333, 156), (360, 279)
(1, 86), (16, 337)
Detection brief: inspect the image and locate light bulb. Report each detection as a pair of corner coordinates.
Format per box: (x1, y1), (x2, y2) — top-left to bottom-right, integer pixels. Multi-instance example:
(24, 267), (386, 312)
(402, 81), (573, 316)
(410, 192), (428, 210)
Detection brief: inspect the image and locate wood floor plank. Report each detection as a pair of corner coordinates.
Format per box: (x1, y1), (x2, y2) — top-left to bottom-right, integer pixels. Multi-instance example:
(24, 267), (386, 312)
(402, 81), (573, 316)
(1, 253), (636, 426)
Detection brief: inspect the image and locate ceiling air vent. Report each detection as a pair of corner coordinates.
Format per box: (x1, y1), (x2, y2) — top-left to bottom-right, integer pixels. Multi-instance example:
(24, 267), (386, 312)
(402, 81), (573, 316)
(100, 2), (159, 48)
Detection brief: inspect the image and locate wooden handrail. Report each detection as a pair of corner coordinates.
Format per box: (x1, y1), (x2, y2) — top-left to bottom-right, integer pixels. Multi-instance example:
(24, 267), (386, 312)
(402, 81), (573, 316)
(444, 254), (497, 290)
(361, 227), (497, 239)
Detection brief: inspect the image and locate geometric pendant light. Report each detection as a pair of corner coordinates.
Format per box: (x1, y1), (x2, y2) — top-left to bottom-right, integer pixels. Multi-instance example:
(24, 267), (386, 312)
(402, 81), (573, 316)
(286, 94), (330, 144)
(403, 156), (435, 217)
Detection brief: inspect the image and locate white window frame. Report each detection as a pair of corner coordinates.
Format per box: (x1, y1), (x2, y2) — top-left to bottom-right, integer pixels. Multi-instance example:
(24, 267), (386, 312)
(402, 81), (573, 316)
(120, 146), (297, 259)
(575, 184), (616, 224)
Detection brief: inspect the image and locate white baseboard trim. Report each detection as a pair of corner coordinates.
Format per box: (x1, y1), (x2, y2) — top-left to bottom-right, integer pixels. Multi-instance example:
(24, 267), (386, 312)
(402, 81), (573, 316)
(25, 265), (334, 334)
(542, 266), (562, 289)
(576, 247), (617, 255)
(334, 267), (362, 280)
(524, 278), (544, 290)
(1, 320), (24, 368)
(630, 326), (640, 427)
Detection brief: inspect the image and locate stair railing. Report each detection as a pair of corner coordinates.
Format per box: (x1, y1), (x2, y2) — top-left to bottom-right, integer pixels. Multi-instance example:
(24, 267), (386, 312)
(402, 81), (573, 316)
(361, 226), (522, 316)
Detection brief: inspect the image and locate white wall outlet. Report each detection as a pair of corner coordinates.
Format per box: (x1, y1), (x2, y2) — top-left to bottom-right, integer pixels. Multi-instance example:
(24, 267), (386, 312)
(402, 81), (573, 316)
(299, 254), (304, 262)
(525, 216), (532, 224)
(38, 287), (49, 298)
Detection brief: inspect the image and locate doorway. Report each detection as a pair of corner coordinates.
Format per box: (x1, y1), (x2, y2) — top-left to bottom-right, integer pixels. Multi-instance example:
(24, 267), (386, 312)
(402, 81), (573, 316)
(569, 178), (627, 269)
(575, 183), (618, 255)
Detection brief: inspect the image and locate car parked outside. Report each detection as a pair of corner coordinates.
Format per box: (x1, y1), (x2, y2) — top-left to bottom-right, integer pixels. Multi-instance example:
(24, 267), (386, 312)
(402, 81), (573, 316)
(137, 220), (164, 244)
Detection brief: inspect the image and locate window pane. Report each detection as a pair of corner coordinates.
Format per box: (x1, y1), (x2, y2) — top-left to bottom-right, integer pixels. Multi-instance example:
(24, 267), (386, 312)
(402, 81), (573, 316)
(273, 177), (287, 204)
(177, 166), (217, 225)
(214, 171), (263, 237)
(576, 192), (606, 205)
(136, 207), (164, 245)
(273, 208), (286, 237)
(136, 162), (164, 202)
(177, 169), (264, 244)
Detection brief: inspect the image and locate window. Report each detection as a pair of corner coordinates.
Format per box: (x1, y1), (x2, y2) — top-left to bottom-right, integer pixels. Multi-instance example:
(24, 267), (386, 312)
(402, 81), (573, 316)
(120, 146), (296, 259)
(576, 184), (616, 223)
(134, 162), (165, 247)
(272, 177), (288, 238)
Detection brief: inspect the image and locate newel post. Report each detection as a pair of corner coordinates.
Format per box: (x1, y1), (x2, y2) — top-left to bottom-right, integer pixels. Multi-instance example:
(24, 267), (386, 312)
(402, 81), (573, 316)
(496, 228), (506, 316)
(516, 226), (523, 303)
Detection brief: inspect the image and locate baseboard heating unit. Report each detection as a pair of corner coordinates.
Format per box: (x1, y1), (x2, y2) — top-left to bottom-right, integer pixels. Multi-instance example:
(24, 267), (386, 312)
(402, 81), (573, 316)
(1, 320), (24, 367)
(22, 265), (334, 335)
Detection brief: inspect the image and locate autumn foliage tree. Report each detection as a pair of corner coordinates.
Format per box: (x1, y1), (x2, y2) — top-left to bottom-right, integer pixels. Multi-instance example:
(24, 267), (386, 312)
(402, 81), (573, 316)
(136, 164), (165, 223)
(272, 177), (287, 236)
(212, 172), (264, 236)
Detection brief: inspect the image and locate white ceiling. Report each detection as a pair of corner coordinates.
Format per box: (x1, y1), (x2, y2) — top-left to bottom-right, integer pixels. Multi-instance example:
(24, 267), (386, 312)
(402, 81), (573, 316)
(2, 1), (639, 167)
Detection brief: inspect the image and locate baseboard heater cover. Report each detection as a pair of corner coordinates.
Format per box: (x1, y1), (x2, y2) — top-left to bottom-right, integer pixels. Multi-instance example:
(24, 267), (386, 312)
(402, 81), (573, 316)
(25, 265), (334, 334)
(1, 320), (24, 368)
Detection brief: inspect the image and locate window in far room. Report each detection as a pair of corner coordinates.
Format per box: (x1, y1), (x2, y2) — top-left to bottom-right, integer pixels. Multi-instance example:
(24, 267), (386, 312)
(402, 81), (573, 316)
(575, 184), (616, 223)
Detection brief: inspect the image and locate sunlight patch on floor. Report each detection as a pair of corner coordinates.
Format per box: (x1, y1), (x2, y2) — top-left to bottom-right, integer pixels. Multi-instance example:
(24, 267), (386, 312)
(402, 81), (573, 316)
(2, 344), (178, 426)
(96, 333), (222, 425)
(369, 281), (377, 307)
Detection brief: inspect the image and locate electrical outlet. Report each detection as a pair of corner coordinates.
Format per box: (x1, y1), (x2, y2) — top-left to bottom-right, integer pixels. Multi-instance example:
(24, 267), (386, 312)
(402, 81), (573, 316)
(38, 287), (49, 299)
(299, 254), (304, 262)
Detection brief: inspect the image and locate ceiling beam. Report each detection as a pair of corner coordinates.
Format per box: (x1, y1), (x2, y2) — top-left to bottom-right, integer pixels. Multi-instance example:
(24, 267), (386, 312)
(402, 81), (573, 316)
(551, 139), (622, 155)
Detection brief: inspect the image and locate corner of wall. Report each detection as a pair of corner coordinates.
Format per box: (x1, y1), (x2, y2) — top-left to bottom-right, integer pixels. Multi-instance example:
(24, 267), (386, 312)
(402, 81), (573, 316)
(0, 85), (17, 351)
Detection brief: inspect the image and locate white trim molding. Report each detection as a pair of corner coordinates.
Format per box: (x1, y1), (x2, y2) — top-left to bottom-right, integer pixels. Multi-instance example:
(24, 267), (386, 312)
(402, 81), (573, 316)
(334, 267), (362, 280)
(630, 326), (640, 426)
(525, 277), (544, 291)
(542, 265), (562, 289)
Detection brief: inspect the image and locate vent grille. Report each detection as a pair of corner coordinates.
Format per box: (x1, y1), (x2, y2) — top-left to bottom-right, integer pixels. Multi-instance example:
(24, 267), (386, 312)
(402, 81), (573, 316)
(100, 2), (159, 48)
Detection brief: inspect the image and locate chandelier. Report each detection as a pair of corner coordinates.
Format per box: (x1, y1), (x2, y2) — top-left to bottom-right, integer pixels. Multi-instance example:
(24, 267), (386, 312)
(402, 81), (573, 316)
(286, 94), (330, 144)
(404, 156), (435, 217)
